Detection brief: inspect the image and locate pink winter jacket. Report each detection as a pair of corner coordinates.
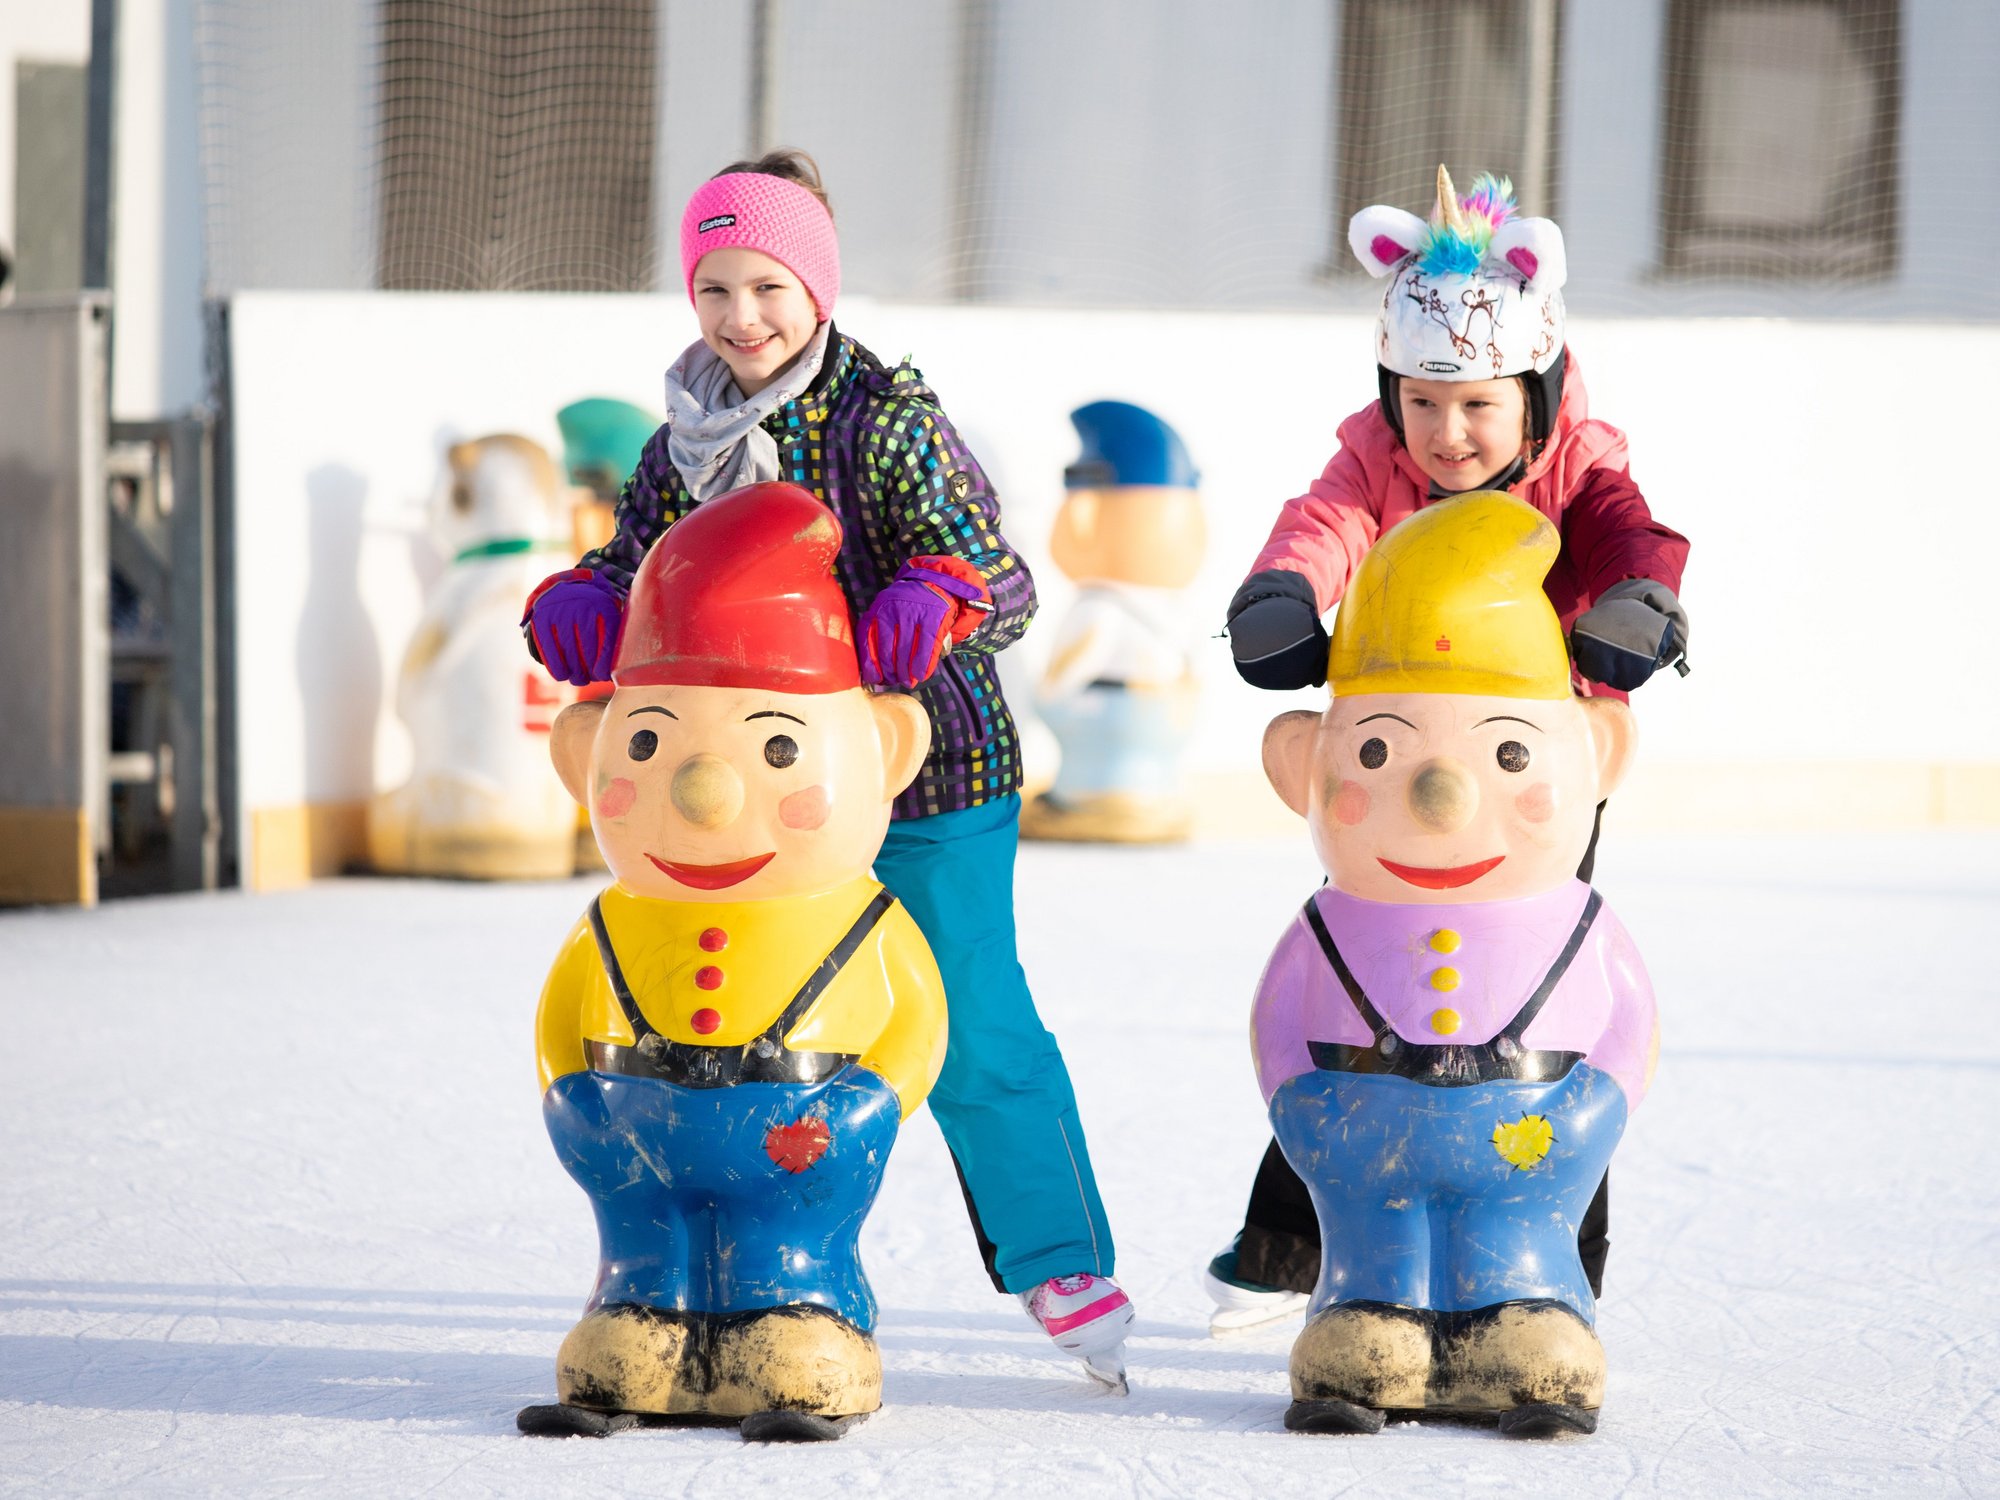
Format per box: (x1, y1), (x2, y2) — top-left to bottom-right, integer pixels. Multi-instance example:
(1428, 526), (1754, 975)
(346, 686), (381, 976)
(1249, 353), (1688, 699)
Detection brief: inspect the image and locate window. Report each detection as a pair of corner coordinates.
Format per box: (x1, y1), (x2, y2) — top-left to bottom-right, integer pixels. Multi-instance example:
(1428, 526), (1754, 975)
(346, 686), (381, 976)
(376, 0), (658, 291)
(1658, 0), (1899, 280)
(1335, 0), (1564, 265)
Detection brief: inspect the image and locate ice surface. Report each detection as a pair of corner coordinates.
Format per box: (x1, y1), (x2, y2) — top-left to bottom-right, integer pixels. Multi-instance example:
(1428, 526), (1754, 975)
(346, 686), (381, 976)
(3, 829), (1997, 1497)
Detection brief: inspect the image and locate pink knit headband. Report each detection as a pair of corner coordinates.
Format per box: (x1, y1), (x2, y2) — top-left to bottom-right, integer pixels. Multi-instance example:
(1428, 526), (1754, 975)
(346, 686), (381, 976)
(680, 172), (840, 322)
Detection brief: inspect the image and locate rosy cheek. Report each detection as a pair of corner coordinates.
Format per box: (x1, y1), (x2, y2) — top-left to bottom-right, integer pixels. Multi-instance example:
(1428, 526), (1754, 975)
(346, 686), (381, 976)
(1331, 779), (1372, 826)
(596, 778), (637, 819)
(1514, 781), (1557, 823)
(779, 785), (830, 830)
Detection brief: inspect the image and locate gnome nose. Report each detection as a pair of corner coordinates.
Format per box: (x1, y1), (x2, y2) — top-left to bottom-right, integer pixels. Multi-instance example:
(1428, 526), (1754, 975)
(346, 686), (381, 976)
(670, 754), (745, 828)
(1408, 758), (1479, 833)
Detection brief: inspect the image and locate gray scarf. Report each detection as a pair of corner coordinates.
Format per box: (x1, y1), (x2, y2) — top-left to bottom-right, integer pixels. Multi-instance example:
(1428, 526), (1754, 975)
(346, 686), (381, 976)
(662, 322), (831, 503)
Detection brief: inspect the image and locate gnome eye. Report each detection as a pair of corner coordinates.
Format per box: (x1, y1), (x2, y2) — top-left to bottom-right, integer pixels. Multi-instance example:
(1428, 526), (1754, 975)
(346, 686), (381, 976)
(628, 729), (658, 762)
(1358, 738), (1389, 770)
(1496, 740), (1530, 773)
(763, 735), (800, 769)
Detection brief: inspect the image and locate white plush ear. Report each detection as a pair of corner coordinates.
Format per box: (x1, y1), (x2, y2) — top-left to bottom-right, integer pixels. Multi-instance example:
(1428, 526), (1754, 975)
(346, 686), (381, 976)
(1348, 206), (1428, 278)
(1488, 218), (1567, 292)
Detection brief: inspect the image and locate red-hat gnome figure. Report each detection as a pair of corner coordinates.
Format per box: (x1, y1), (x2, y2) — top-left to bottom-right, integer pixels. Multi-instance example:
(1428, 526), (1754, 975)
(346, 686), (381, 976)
(521, 482), (947, 1443)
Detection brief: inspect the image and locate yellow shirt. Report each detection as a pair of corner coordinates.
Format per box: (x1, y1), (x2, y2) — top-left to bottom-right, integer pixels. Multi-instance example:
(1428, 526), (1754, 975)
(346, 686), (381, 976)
(535, 875), (947, 1118)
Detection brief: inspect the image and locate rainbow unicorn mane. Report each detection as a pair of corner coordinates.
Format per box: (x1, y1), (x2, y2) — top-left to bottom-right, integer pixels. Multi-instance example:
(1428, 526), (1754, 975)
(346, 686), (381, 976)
(1418, 170), (1518, 276)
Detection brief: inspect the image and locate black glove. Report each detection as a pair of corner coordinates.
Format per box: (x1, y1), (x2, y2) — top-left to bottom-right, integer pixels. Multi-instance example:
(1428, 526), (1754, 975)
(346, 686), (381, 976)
(1571, 578), (1689, 691)
(1226, 569), (1329, 691)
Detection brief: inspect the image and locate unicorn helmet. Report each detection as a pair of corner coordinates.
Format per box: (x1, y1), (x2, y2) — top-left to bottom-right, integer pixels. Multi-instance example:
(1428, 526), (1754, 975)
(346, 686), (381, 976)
(1349, 166), (1569, 443)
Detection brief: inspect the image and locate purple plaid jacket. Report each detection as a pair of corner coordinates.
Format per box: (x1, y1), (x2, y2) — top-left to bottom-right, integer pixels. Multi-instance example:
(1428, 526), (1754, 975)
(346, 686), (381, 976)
(579, 329), (1036, 822)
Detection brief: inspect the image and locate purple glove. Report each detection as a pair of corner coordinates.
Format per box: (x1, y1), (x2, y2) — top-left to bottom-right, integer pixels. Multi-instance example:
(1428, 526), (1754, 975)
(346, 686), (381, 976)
(858, 556), (993, 689)
(522, 568), (624, 686)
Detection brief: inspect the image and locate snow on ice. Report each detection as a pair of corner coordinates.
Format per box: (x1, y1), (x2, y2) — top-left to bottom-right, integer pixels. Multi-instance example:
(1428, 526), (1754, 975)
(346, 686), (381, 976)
(2, 830), (1996, 1497)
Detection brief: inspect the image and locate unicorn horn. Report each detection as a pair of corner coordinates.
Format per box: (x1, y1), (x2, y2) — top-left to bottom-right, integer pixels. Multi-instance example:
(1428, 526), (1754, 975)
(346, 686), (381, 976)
(1434, 164), (1468, 234)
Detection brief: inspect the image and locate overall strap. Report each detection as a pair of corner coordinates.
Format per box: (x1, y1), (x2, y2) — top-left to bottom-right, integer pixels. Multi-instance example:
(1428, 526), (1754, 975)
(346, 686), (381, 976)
(765, 887), (898, 1049)
(587, 896), (656, 1045)
(1299, 892), (1592, 1087)
(1302, 897), (1396, 1050)
(1497, 889), (1603, 1046)
(583, 888), (897, 1087)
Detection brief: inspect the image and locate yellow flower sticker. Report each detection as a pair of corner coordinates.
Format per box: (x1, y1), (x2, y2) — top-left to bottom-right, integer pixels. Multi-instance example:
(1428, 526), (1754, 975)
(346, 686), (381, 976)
(1491, 1113), (1555, 1171)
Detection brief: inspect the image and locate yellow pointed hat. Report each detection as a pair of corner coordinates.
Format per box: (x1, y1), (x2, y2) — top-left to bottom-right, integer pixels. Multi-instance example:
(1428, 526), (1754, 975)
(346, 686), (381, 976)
(1328, 491), (1571, 699)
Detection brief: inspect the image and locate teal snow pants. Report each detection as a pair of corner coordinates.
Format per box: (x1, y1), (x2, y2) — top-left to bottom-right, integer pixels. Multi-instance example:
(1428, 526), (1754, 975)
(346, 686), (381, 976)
(874, 794), (1115, 1293)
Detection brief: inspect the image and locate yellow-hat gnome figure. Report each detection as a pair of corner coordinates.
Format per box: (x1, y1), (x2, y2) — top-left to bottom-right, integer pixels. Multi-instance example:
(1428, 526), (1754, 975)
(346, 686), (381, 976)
(1250, 491), (1659, 1439)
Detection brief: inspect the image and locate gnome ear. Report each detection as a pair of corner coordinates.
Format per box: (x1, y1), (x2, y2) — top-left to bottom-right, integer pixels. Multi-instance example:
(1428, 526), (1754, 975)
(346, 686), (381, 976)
(1578, 696), (1637, 801)
(550, 700), (607, 807)
(1348, 206), (1428, 278)
(871, 690), (933, 801)
(1488, 218), (1567, 292)
(1261, 710), (1322, 817)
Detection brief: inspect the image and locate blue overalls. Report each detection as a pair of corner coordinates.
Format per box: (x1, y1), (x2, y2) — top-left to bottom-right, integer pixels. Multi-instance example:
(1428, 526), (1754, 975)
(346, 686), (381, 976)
(542, 892), (903, 1333)
(1270, 892), (1628, 1323)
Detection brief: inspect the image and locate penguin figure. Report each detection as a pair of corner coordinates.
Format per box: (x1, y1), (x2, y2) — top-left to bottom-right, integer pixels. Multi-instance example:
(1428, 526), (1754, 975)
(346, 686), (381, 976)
(368, 435), (580, 878)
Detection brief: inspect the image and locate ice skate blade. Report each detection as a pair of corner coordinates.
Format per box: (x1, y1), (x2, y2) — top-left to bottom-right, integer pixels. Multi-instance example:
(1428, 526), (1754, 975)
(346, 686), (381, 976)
(516, 1402), (640, 1438)
(1201, 1262), (1310, 1331)
(1082, 1347), (1130, 1395)
(740, 1410), (869, 1443)
(1207, 1295), (1309, 1337)
(1497, 1402), (1598, 1439)
(1283, 1398), (1386, 1435)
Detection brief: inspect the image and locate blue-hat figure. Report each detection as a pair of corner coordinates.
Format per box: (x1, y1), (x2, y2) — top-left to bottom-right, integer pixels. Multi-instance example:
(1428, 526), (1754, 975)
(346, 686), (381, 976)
(1024, 402), (1207, 846)
(1065, 401), (1200, 490)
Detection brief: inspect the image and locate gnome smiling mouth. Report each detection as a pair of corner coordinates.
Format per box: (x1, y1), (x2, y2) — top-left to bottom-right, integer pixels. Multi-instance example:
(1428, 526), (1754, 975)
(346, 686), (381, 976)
(646, 851), (777, 890)
(1377, 855), (1506, 890)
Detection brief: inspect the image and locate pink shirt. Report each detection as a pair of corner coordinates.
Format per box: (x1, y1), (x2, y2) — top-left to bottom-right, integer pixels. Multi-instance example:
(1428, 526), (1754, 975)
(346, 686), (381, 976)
(1250, 880), (1657, 1110)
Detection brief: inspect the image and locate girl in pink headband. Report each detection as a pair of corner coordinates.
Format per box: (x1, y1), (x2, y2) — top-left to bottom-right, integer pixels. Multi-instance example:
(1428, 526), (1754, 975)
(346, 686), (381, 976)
(521, 150), (1135, 1394)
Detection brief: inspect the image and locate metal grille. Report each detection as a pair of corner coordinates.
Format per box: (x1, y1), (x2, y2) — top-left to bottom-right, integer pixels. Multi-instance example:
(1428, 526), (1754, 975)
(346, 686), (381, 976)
(375, 0), (657, 291)
(187, 0), (1990, 316)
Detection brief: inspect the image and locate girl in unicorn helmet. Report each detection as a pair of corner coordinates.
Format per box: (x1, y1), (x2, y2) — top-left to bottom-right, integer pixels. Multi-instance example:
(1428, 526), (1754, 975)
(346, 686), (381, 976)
(1209, 165), (1691, 1332)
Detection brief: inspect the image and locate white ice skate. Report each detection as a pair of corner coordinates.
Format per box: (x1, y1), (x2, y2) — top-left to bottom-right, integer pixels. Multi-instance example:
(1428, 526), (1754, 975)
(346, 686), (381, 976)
(1203, 1237), (1310, 1336)
(1019, 1273), (1134, 1393)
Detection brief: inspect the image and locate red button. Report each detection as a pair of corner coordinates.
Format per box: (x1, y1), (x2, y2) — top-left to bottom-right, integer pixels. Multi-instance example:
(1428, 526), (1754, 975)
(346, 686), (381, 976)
(696, 965), (724, 990)
(690, 1008), (721, 1034)
(699, 927), (728, 952)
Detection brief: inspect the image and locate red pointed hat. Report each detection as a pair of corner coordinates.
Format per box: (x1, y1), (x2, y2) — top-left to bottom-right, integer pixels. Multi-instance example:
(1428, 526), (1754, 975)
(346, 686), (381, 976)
(613, 482), (859, 692)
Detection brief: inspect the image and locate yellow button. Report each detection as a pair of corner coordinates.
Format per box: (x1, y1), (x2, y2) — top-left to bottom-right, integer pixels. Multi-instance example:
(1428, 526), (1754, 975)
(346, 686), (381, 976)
(1430, 1008), (1463, 1036)
(1429, 967), (1461, 992)
(1429, 929), (1462, 954)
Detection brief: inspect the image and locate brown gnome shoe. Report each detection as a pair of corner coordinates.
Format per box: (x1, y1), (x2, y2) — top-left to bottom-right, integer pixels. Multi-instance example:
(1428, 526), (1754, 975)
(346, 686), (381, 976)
(1429, 1299), (1605, 1425)
(707, 1304), (882, 1419)
(553, 1304), (697, 1416)
(1286, 1300), (1433, 1428)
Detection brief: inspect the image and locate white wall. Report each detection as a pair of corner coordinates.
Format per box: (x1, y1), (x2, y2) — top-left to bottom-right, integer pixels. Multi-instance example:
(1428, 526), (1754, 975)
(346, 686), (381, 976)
(228, 291), (2000, 867)
(109, 0), (206, 418)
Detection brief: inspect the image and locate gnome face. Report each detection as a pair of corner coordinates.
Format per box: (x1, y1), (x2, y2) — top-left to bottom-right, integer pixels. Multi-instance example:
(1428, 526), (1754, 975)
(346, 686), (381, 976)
(1049, 487), (1207, 591)
(1265, 688), (1634, 907)
(548, 479), (927, 900)
(552, 680), (928, 904)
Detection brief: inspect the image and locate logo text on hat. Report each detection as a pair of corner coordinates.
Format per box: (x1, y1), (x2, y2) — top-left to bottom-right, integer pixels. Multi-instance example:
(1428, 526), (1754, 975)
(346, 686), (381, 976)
(1420, 360), (1461, 374)
(698, 214), (737, 233)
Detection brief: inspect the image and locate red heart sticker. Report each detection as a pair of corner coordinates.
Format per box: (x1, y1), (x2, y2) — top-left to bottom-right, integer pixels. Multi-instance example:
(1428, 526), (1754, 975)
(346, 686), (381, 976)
(764, 1116), (831, 1174)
